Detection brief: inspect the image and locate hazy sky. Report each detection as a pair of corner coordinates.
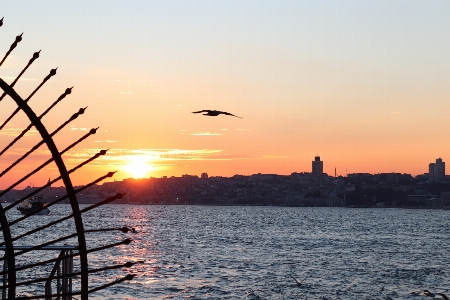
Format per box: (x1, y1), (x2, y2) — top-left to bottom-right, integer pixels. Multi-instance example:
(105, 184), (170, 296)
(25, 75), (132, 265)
(0, 1), (449, 188)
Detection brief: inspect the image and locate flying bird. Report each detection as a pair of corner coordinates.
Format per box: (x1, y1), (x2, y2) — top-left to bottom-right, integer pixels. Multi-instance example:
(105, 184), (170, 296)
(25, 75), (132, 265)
(192, 110), (243, 119)
(423, 291), (450, 300)
(289, 275), (306, 288)
(423, 290), (435, 297)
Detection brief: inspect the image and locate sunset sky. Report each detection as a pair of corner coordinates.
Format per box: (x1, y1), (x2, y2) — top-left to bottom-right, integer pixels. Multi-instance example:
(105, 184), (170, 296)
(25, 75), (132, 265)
(0, 1), (449, 189)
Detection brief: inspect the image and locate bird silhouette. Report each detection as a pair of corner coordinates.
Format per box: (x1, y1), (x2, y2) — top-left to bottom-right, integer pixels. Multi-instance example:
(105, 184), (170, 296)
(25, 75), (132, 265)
(423, 290), (437, 298)
(289, 275), (306, 288)
(192, 110), (243, 119)
(438, 293), (449, 300)
(422, 290), (449, 299)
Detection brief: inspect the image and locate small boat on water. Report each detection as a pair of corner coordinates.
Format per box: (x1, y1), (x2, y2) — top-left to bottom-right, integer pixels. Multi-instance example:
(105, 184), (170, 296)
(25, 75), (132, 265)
(17, 195), (50, 215)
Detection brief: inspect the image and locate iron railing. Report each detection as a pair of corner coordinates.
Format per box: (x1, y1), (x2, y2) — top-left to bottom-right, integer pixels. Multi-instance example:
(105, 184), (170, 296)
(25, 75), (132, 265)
(0, 17), (135, 299)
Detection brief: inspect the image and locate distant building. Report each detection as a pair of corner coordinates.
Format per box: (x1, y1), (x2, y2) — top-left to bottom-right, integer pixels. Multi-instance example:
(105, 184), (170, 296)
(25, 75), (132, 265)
(312, 156), (323, 176)
(201, 172), (208, 179)
(442, 192), (450, 208)
(429, 158), (445, 182)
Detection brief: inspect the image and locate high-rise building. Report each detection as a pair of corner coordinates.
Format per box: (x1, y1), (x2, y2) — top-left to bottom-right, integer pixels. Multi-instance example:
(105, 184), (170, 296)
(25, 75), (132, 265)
(429, 158), (445, 182)
(312, 156), (323, 176)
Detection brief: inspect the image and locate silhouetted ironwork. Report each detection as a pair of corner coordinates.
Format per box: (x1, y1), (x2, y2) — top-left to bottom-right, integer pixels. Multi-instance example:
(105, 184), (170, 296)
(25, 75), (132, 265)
(0, 87), (73, 155)
(0, 18), (134, 299)
(0, 68), (57, 130)
(8, 261), (136, 288)
(0, 33), (22, 67)
(0, 106), (87, 177)
(0, 50), (40, 102)
(0, 130), (100, 198)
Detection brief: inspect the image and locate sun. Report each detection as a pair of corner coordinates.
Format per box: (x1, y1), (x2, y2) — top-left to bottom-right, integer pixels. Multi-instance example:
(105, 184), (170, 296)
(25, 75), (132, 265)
(123, 156), (153, 178)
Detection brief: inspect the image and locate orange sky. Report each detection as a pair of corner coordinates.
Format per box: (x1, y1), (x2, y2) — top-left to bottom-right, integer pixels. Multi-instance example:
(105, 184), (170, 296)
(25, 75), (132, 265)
(0, 1), (449, 189)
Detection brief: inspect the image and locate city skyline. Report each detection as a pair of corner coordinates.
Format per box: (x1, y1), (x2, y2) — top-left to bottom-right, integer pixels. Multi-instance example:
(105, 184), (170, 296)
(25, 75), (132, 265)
(0, 1), (449, 189)
(16, 155), (446, 190)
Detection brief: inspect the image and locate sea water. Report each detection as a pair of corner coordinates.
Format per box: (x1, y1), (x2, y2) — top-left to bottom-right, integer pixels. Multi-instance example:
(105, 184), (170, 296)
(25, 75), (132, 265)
(6, 205), (450, 299)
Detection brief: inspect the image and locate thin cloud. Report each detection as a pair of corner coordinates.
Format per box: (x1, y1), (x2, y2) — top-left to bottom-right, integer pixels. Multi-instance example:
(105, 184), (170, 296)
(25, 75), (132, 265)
(71, 127), (89, 131)
(65, 148), (227, 164)
(0, 126), (39, 137)
(5, 148), (51, 156)
(0, 148), (276, 173)
(191, 132), (222, 136)
(2, 76), (37, 82)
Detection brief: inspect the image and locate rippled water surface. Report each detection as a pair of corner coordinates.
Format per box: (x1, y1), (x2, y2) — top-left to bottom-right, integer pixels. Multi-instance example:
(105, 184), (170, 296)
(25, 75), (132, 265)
(8, 205), (450, 299)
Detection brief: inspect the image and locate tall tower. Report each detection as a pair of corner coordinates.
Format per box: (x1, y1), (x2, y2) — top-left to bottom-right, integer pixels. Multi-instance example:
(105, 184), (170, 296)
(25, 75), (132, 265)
(429, 163), (435, 181)
(312, 156), (323, 176)
(429, 158), (445, 182)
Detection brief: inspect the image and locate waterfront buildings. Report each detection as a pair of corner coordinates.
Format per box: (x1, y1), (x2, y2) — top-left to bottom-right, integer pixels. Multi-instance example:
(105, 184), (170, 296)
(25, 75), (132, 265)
(429, 158), (445, 182)
(312, 156), (323, 176)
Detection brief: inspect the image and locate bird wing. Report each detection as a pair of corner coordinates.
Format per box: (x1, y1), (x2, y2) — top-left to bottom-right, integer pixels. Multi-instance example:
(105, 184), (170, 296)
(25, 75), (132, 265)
(289, 275), (299, 285)
(220, 111), (243, 118)
(192, 110), (209, 114)
(289, 276), (306, 287)
(437, 293), (449, 300)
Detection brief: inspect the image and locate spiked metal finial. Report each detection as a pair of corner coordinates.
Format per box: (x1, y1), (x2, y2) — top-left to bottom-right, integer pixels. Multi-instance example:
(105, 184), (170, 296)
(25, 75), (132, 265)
(0, 17), (133, 298)
(124, 275), (135, 281)
(78, 107), (87, 114)
(32, 50), (41, 59)
(28, 50), (41, 65)
(107, 171), (117, 177)
(65, 87), (73, 94)
(9, 33), (23, 51)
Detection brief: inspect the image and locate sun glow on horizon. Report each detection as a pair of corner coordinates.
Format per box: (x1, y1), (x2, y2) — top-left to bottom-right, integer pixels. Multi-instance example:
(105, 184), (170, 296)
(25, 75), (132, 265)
(122, 156), (154, 178)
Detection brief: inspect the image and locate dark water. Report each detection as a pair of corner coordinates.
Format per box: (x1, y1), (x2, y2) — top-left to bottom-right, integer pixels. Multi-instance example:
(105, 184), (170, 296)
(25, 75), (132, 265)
(7, 205), (450, 299)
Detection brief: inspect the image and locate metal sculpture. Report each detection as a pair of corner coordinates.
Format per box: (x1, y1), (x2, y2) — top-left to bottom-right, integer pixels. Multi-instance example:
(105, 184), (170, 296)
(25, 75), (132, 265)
(0, 18), (134, 299)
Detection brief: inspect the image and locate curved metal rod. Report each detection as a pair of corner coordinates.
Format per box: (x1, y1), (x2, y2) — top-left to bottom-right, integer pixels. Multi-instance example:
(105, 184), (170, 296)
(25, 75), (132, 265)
(11, 227), (131, 257)
(0, 239), (132, 275)
(0, 129), (99, 203)
(0, 86), (72, 155)
(0, 204), (14, 298)
(3, 146), (104, 212)
(6, 171), (116, 228)
(0, 68), (57, 130)
(0, 50), (40, 102)
(14, 274), (136, 300)
(0, 78), (89, 300)
(0, 107), (87, 177)
(8, 262), (136, 288)
(10, 193), (125, 242)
